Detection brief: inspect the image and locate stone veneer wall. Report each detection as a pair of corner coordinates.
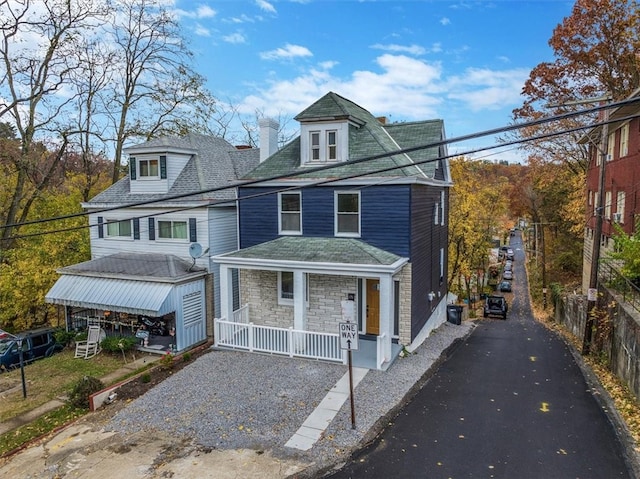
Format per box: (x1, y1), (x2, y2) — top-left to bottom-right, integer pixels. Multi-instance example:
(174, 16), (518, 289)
(396, 263), (413, 346)
(240, 270), (293, 327)
(240, 265), (413, 338)
(306, 274), (357, 332)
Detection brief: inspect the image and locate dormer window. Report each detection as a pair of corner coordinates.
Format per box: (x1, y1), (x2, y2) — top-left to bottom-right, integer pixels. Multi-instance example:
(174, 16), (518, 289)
(327, 131), (337, 160)
(140, 159), (159, 177)
(129, 155), (167, 180)
(302, 124), (345, 165)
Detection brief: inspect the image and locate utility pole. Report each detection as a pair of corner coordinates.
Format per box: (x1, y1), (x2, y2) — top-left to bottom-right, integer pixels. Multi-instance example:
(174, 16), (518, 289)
(582, 98), (611, 355)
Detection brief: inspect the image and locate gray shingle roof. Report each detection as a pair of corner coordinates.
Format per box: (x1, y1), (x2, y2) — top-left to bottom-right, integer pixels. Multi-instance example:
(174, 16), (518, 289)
(220, 237), (402, 265)
(88, 133), (260, 205)
(243, 91), (444, 181)
(59, 252), (206, 280)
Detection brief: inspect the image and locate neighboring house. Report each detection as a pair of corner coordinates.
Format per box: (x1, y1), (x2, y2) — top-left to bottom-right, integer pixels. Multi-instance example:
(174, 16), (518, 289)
(212, 92), (452, 370)
(580, 88), (640, 292)
(46, 133), (266, 353)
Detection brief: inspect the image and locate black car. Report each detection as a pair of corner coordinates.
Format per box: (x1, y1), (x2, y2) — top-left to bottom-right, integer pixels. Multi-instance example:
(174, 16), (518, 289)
(499, 281), (512, 292)
(484, 295), (508, 319)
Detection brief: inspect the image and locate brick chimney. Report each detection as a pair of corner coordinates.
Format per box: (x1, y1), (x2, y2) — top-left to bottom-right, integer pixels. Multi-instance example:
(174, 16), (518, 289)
(259, 118), (279, 162)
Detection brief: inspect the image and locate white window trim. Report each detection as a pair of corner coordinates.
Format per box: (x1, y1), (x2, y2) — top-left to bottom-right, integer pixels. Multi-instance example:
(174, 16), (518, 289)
(617, 191), (626, 222)
(277, 271), (309, 307)
(138, 158), (160, 179)
(157, 219), (189, 242)
(105, 219), (133, 239)
(440, 190), (446, 226)
(278, 192), (302, 235)
(335, 191), (361, 237)
(607, 131), (615, 161)
(620, 123), (629, 157)
(327, 130), (338, 161)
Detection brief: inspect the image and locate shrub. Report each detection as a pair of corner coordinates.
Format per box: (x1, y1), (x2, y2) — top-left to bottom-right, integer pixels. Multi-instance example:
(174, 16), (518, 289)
(159, 352), (174, 370)
(53, 329), (76, 348)
(141, 373), (151, 383)
(68, 376), (104, 409)
(100, 335), (138, 354)
(182, 352), (192, 362)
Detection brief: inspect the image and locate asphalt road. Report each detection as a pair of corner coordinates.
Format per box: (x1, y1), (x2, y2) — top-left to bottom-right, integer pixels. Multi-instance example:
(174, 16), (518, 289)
(325, 234), (634, 478)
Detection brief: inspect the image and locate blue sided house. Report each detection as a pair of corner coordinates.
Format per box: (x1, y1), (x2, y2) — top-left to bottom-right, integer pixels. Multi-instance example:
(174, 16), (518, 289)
(212, 92), (451, 370)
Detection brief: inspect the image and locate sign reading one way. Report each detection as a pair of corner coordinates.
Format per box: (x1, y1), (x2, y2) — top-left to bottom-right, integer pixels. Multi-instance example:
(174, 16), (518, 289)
(339, 322), (359, 350)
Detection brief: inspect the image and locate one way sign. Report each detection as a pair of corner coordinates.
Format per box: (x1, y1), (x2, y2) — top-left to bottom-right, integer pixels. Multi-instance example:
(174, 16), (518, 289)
(339, 322), (359, 350)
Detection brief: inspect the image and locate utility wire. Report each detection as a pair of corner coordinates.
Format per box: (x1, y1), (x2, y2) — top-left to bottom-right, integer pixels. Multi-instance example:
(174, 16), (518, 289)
(4, 97), (640, 240)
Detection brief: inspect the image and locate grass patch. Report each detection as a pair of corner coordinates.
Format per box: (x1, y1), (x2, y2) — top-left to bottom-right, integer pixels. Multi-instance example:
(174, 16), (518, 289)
(0, 349), (128, 423)
(0, 404), (84, 457)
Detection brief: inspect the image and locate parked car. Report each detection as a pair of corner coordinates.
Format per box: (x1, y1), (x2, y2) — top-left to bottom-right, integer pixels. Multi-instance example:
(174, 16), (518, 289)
(504, 262), (513, 272)
(484, 295), (508, 319)
(503, 270), (513, 280)
(499, 281), (512, 292)
(0, 327), (63, 372)
(506, 248), (515, 261)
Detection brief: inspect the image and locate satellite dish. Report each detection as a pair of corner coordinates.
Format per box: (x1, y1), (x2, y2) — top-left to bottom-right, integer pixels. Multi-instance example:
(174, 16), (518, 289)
(189, 243), (203, 259)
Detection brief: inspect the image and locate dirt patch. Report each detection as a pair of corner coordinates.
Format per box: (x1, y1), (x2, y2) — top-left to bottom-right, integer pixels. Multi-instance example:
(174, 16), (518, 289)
(114, 347), (210, 403)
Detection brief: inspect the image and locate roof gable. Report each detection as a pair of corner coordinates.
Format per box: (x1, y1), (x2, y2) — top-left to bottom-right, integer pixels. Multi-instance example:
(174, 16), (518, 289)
(88, 133), (260, 205)
(244, 92), (445, 182)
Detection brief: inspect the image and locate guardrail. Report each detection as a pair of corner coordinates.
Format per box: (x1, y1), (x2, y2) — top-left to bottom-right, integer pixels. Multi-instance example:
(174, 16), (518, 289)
(599, 261), (640, 314)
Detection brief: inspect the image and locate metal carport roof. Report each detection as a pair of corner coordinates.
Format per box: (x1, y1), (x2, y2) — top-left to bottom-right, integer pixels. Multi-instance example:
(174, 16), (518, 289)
(46, 275), (174, 317)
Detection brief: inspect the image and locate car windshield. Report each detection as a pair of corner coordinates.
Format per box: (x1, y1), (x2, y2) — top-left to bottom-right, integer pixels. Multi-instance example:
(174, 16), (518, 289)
(0, 338), (15, 354)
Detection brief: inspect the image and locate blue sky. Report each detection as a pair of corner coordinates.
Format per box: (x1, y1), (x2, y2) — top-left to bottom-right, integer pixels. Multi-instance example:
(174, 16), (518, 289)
(174, 0), (576, 163)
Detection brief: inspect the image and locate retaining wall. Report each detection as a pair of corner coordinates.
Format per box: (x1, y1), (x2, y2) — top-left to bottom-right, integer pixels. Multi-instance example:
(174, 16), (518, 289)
(555, 287), (640, 401)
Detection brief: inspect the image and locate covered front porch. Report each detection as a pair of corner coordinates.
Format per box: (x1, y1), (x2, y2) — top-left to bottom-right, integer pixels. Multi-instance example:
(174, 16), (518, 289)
(45, 253), (209, 354)
(212, 237), (409, 370)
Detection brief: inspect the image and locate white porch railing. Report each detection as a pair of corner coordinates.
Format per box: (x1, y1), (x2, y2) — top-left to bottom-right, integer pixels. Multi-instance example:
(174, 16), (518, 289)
(376, 332), (388, 369)
(232, 303), (249, 324)
(214, 317), (342, 363)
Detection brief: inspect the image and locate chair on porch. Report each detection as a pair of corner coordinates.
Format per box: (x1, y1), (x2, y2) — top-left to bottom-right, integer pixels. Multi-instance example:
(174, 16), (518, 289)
(75, 325), (102, 359)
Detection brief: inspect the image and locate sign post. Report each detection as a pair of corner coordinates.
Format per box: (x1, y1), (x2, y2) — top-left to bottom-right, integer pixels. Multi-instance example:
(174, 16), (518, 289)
(339, 318), (358, 429)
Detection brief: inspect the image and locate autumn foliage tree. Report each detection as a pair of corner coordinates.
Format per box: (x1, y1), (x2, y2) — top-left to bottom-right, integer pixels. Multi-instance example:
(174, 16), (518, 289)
(448, 158), (512, 302)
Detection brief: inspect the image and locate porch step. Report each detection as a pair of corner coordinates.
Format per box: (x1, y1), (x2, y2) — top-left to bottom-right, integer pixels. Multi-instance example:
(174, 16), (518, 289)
(285, 367), (368, 451)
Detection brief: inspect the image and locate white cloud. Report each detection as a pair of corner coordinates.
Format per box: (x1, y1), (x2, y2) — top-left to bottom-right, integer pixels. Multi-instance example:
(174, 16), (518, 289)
(440, 17), (451, 26)
(255, 0), (276, 14)
(446, 67), (530, 111)
(223, 32), (247, 44)
(196, 5), (216, 18)
(194, 24), (211, 37)
(370, 44), (426, 56)
(260, 44), (313, 61)
(174, 5), (216, 19)
(238, 54), (528, 128)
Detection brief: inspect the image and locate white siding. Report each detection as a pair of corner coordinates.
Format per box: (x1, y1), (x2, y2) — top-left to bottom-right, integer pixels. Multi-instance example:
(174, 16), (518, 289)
(208, 206), (239, 318)
(128, 152), (191, 195)
(88, 207), (210, 269)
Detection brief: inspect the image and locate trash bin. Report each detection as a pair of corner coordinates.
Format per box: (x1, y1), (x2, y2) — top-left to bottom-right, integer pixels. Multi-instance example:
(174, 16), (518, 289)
(446, 305), (463, 325)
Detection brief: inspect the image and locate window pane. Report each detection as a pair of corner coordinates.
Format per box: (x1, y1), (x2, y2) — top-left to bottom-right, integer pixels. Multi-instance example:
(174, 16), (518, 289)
(149, 159), (159, 176)
(281, 194), (300, 212)
(281, 272), (294, 299)
(158, 221), (172, 238)
(338, 194), (358, 213)
(139, 160), (149, 177)
(338, 214), (359, 233)
(281, 213), (301, 232)
(107, 222), (119, 236)
(311, 132), (320, 146)
(172, 221), (187, 239)
(119, 220), (132, 236)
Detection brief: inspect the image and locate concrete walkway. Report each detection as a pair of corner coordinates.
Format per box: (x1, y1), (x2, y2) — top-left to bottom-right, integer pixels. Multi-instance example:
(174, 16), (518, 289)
(0, 355), (159, 436)
(285, 367), (369, 451)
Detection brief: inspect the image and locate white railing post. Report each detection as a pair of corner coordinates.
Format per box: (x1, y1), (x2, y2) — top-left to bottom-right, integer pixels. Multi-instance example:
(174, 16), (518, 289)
(248, 322), (254, 352)
(288, 327), (294, 357)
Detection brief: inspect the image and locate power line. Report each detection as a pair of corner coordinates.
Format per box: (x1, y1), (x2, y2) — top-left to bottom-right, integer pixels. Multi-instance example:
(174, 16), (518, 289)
(4, 98), (640, 241)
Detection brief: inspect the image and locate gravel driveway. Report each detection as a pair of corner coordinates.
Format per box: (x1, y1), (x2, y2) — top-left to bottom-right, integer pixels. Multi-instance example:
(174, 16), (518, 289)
(107, 320), (474, 477)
